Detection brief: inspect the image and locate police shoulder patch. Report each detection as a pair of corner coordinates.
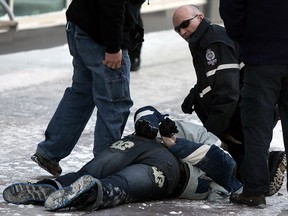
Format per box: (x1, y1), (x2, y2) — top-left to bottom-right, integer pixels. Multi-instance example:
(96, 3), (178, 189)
(205, 49), (217, 66)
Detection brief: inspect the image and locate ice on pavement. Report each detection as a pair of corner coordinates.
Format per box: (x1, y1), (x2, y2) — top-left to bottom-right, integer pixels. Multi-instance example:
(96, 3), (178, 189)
(0, 29), (287, 216)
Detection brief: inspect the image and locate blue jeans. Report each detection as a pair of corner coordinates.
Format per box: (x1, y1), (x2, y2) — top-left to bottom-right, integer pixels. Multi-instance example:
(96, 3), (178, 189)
(36, 22), (133, 160)
(54, 136), (182, 206)
(56, 136), (181, 190)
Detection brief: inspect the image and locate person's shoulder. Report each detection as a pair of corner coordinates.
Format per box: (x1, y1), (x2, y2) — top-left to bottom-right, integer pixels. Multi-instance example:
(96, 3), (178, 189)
(209, 24), (227, 36)
(207, 24), (236, 47)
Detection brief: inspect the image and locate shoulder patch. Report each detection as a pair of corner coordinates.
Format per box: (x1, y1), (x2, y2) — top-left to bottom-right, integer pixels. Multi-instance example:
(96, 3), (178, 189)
(205, 49), (217, 66)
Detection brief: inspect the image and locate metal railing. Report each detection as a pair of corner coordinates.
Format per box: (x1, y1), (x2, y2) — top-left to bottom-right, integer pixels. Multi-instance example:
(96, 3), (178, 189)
(0, 0), (18, 30)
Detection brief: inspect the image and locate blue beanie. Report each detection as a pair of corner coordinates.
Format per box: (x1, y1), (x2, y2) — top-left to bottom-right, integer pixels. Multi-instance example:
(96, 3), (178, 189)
(134, 106), (168, 128)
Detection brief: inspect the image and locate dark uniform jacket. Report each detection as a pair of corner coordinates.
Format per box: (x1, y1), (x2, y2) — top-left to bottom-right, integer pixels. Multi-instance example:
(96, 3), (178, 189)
(183, 18), (243, 141)
(66, 0), (145, 54)
(219, 0), (288, 64)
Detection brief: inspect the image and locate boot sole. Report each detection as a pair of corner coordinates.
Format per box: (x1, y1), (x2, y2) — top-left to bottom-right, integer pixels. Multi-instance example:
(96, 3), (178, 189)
(3, 183), (56, 204)
(31, 154), (61, 177)
(45, 175), (98, 211)
(268, 153), (287, 196)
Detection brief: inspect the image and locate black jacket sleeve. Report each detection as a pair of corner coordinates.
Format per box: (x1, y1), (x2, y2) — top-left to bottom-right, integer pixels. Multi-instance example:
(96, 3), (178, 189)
(97, 0), (126, 53)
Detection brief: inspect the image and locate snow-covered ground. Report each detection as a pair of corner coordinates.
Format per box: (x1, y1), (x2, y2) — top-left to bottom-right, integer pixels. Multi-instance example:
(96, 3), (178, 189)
(0, 29), (287, 216)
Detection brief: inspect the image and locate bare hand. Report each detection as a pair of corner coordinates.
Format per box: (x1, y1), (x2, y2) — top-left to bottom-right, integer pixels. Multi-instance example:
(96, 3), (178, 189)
(161, 135), (177, 148)
(102, 50), (122, 69)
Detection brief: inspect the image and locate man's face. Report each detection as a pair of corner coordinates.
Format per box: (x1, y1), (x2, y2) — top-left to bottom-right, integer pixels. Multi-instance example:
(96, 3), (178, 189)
(173, 11), (203, 41)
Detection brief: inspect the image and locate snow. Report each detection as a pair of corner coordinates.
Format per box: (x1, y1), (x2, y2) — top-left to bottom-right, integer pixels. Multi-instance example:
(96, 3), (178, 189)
(0, 29), (287, 216)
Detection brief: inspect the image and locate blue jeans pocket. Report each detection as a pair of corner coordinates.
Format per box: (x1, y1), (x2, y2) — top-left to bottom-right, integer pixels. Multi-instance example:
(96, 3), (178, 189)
(106, 73), (129, 101)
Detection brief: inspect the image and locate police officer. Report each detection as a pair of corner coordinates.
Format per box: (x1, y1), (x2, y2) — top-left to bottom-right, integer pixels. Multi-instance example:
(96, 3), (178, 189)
(173, 5), (285, 192)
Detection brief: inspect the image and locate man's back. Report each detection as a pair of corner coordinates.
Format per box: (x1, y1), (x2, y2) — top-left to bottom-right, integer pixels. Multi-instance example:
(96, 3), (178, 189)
(220, 0), (288, 64)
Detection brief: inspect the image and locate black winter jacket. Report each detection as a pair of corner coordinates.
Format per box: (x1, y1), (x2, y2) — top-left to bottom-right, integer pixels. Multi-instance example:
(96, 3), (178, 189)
(219, 0), (288, 64)
(66, 0), (145, 54)
(186, 19), (243, 140)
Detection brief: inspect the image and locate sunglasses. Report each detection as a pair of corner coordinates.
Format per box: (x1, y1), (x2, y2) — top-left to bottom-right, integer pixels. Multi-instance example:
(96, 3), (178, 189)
(174, 15), (198, 33)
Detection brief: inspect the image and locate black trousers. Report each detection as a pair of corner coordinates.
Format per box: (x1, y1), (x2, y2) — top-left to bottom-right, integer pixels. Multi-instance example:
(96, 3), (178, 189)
(240, 64), (288, 195)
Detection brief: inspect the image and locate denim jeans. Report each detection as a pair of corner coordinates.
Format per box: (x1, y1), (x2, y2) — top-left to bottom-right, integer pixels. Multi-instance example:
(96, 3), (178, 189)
(36, 22), (133, 161)
(54, 136), (182, 205)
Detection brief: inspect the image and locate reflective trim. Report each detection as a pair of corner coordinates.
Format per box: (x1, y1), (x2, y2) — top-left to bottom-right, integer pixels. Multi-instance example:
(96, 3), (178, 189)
(199, 86), (211, 98)
(206, 63), (240, 77)
(240, 62), (245, 69)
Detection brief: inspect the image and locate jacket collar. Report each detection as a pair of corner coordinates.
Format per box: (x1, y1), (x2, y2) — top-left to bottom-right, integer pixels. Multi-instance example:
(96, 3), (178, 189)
(188, 18), (211, 49)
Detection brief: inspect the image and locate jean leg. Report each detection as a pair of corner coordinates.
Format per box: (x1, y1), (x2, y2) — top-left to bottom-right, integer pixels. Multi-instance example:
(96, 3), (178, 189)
(98, 164), (169, 209)
(93, 51), (133, 154)
(72, 25), (133, 155)
(36, 22), (95, 161)
(55, 146), (135, 187)
(77, 148), (136, 179)
(55, 172), (85, 188)
(241, 65), (282, 195)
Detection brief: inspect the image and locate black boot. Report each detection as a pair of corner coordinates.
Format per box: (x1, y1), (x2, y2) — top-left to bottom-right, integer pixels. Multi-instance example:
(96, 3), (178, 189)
(98, 181), (128, 209)
(130, 57), (141, 71)
(44, 175), (103, 211)
(230, 193), (266, 208)
(44, 175), (129, 211)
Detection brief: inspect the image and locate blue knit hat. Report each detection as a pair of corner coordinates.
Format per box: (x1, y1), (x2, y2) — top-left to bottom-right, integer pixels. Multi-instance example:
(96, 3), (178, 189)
(134, 106), (168, 129)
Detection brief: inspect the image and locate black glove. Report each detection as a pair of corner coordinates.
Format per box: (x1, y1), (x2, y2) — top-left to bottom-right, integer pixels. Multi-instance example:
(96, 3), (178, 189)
(159, 117), (179, 137)
(181, 89), (195, 114)
(135, 119), (158, 139)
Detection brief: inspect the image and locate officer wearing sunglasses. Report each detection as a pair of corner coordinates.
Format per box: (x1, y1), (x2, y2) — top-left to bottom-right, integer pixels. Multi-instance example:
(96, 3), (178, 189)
(172, 5), (249, 184)
(174, 5), (285, 206)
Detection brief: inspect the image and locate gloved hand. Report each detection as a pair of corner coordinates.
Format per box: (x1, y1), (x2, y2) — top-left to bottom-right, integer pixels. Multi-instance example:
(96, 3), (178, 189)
(181, 89), (195, 114)
(135, 119), (158, 139)
(159, 117), (179, 137)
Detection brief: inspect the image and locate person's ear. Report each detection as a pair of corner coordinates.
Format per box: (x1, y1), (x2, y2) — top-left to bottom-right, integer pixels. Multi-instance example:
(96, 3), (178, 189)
(198, 13), (204, 20)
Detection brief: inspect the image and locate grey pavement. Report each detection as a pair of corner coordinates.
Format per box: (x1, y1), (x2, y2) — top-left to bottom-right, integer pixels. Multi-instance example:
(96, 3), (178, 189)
(0, 30), (288, 216)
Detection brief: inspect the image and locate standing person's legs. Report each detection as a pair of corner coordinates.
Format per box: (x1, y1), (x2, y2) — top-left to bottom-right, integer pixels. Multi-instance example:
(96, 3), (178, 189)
(32, 22), (133, 175)
(240, 65), (282, 195)
(65, 23), (133, 155)
(92, 51), (133, 154)
(129, 13), (143, 72)
(231, 65), (282, 206)
(277, 65), (288, 189)
(32, 22), (97, 176)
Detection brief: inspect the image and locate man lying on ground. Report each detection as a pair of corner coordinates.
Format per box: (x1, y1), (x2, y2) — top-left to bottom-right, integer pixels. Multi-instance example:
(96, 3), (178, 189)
(3, 106), (243, 212)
